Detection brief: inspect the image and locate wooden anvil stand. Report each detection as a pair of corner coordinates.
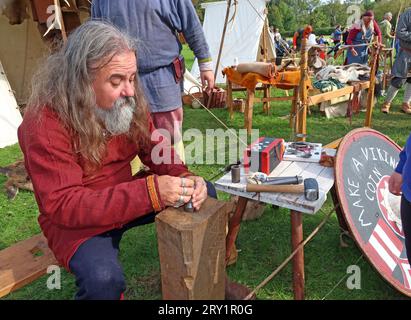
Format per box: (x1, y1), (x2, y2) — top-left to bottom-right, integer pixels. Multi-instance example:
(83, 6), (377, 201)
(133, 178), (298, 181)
(156, 197), (228, 300)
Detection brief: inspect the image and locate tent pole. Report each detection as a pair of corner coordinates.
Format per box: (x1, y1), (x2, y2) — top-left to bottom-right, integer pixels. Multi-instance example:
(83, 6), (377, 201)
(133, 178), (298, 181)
(262, 17), (270, 114)
(213, 0), (232, 82)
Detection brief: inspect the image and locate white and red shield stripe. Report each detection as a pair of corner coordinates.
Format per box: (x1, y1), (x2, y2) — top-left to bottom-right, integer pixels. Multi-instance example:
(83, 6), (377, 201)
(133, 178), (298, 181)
(365, 219), (411, 289)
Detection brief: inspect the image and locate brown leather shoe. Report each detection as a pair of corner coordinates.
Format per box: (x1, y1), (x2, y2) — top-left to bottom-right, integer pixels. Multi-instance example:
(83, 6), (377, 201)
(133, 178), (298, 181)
(225, 276), (256, 300)
(381, 102), (390, 114)
(402, 103), (411, 114)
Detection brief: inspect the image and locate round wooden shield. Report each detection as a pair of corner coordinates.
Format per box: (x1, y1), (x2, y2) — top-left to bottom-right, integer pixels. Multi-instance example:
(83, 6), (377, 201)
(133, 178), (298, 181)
(335, 128), (411, 296)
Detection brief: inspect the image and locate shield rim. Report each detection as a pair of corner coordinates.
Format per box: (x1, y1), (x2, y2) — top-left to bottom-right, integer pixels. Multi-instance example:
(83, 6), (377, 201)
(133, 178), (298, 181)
(334, 127), (410, 297)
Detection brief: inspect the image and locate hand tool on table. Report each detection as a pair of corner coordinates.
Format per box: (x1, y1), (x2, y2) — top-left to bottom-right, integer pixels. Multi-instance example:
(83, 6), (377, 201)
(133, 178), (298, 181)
(247, 172), (303, 185)
(246, 178), (319, 201)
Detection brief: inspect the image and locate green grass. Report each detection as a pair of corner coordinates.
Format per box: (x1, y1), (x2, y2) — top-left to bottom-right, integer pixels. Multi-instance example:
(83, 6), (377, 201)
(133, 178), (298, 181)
(1, 46), (411, 300)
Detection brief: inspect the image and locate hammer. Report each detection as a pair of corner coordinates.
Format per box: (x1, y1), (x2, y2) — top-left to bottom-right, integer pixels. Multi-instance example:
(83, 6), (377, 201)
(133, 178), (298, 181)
(246, 178), (319, 201)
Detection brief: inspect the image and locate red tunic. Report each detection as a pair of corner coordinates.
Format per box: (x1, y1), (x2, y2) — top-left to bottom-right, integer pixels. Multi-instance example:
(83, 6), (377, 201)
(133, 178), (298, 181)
(18, 107), (191, 270)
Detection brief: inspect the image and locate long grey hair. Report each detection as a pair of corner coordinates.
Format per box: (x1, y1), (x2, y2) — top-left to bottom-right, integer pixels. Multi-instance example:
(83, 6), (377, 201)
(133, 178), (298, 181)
(27, 20), (151, 171)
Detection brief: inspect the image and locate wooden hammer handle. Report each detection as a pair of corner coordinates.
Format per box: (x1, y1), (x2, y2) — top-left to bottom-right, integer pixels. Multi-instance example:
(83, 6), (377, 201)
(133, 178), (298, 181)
(246, 183), (305, 193)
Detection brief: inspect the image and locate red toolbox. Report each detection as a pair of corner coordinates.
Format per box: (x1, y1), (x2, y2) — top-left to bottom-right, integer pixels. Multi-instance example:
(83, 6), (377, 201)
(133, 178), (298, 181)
(244, 137), (285, 174)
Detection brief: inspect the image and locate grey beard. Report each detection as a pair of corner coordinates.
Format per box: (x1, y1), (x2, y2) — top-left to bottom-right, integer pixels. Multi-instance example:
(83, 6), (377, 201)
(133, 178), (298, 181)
(95, 96), (136, 135)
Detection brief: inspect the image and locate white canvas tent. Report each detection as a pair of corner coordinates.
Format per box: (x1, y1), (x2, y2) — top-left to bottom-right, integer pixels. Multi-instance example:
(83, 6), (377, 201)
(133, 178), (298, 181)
(190, 0), (275, 84)
(0, 60), (23, 148)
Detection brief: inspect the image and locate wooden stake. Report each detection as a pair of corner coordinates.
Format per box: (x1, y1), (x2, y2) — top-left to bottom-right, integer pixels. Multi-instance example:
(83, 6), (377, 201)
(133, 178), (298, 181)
(364, 45), (380, 127)
(296, 37), (308, 142)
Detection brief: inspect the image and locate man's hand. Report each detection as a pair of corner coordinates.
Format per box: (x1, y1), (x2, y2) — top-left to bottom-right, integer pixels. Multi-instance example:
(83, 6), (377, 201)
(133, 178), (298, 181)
(157, 175), (195, 207)
(388, 172), (403, 196)
(186, 175), (208, 211)
(200, 70), (215, 91)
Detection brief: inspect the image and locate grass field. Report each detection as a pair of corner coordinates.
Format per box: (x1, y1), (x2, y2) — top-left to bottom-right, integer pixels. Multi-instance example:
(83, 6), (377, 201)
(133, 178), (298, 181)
(1, 45), (410, 300)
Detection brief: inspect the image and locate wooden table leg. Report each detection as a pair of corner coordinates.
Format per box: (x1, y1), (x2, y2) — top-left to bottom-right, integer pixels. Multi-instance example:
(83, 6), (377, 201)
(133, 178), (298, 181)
(263, 85), (270, 115)
(290, 88), (299, 129)
(227, 79), (233, 119)
(291, 210), (305, 300)
(245, 89), (255, 135)
(226, 197), (248, 264)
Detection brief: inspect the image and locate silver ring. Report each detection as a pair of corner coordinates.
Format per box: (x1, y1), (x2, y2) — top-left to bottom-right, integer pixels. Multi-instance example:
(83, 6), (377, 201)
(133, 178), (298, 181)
(182, 186), (187, 196)
(173, 195), (184, 208)
(181, 178), (186, 187)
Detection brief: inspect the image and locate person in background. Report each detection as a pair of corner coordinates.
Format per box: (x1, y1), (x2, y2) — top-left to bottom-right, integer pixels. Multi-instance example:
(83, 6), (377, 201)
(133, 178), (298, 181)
(91, 0), (215, 167)
(380, 12), (395, 49)
(317, 35), (328, 60)
(293, 25), (313, 52)
(389, 131), (411, 265)
(345, 10), (382, 65)
(342, 26), (350, 45)
(381, 7), (411, 114)
(274, 27), (282, 42)
(293, 26), (308, 52)
(327, 24), (343, 58)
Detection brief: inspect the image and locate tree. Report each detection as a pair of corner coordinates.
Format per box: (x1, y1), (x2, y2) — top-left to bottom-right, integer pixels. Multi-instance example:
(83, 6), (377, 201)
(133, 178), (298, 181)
(267, 2), (284, 30)
(322, 0), (349, 28)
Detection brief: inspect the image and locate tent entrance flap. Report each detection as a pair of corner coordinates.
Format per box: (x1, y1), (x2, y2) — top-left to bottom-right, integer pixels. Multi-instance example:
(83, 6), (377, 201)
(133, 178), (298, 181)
(191, 0), (275, 84)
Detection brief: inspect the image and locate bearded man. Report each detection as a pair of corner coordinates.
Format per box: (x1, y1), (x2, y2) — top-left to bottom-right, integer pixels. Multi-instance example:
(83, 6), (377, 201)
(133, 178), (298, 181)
(18, 21), (213, 300)
(19, 20), (254, 301)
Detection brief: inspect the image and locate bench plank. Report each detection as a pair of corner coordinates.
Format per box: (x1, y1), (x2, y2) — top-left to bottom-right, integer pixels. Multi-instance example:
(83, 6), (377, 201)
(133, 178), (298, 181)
(0, 234), (57, 298)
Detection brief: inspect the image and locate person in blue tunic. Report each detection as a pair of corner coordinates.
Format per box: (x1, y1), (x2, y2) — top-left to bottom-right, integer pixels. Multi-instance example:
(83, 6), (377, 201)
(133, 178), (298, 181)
(381, 7), (411, 115)
(345, 10), (382, 65)
(389, 132), (411, 264)
(91, 0), (215, 149)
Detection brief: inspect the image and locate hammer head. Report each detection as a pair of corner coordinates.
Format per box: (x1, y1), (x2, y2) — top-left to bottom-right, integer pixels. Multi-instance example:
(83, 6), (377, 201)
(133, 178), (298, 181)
(304, 178), (319, 201)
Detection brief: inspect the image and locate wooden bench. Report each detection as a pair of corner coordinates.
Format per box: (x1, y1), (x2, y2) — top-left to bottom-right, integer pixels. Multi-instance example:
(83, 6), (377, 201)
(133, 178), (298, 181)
(0, 233), (57, 298)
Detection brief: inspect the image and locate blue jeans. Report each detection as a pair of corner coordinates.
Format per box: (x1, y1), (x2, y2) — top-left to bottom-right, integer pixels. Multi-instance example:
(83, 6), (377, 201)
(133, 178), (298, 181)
(69, 181), (217, 300)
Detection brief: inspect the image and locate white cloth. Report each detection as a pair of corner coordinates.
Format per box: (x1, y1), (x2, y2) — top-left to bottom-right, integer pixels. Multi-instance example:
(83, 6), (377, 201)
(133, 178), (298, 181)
(315, 63), (370, 83)
(307, 33), (317, 49)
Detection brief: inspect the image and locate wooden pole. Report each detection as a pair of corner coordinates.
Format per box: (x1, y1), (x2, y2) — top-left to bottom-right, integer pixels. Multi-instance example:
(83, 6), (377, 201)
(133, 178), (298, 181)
(364, 45), (380, 127)
(227, 77), (234, 119)
(245, 89), (255, 135)
(262, 19), (271, 115)
(225, 197), (248, 264)
(291, 210), (305, 300)
(213, 0), (232, 82)
(296, 35), (309, 142)
(290, 88), (299, 128)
